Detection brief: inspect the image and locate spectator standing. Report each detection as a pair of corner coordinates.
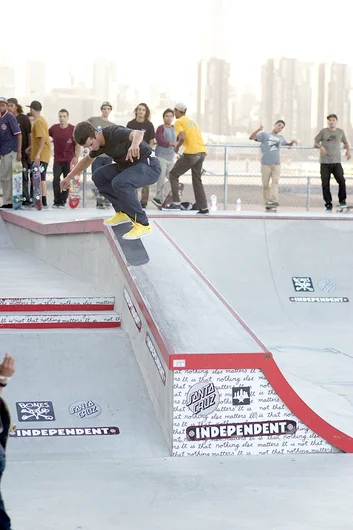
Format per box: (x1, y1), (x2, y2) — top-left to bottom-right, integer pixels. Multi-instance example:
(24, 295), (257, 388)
(7, 98), (32, 206)
(0, 97), (22, 209)
(49, 109), (80, 208)
(152, 108), (177, 207)
(127, 103), (155, 208)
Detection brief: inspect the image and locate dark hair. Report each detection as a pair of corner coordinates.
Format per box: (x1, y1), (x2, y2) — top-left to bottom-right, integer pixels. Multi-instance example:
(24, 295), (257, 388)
(134, 102), (151, 121)
(73, 121), (96, 146)
(327, 113), (338, 120)
(17, 104), (24, 114)
(26, 112), (32, 117)
(275, 120), (285, 126)
(59, 108), (69, 116)
(163, 108), (174, 118)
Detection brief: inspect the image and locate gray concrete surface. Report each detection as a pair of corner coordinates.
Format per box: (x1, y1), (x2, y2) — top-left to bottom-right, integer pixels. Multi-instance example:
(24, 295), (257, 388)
(0, 217), (13, 248)
(3, 454), (353, 530)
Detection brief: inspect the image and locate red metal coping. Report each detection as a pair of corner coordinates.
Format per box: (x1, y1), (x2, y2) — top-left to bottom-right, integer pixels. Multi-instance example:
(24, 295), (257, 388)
(2, 210), (353, 452)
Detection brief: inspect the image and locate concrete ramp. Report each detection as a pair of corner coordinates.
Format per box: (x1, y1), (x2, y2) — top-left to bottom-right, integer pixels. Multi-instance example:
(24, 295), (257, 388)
(0, 216), (13, 248)
(146, 217), (353, 448)
(3, 329), (167, 461)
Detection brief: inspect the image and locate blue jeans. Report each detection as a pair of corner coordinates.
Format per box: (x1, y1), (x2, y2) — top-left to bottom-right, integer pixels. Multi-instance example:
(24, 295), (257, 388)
(0, 453), (11, 529)
(92, 157), (161, 225)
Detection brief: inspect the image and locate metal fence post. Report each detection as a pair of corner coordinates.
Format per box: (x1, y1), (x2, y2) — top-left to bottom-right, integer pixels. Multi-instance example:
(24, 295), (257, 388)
(223, 145), (229, 210)
(306, 176), (311, 211)
(82, 169), (87, 208)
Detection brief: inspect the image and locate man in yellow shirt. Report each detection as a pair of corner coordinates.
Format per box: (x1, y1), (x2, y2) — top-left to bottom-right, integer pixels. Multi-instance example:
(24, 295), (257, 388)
(26, 101), (50, 208)
(163, 102), (208, 214)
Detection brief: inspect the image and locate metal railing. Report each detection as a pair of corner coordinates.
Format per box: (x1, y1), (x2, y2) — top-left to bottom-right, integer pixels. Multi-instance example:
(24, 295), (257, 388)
(44, 145), (353, 211)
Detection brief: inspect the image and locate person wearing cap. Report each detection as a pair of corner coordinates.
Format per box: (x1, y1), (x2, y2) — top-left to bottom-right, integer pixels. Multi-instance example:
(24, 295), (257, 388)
(60, 121), (161, 240)
(0, 352), (16, 529)
(127, 103), (155, 209)
(26, 101), (50, 208)
(163, 103), (208, 214)
(0, 97), (22, 209)
(7, 98), (32, 206)
(87, 102), (115, 209)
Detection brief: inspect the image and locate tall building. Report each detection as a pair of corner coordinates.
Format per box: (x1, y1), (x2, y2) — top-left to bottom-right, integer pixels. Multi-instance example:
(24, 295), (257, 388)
(0, 64), (15, 98)
(197, 57), (230, 135)
(260, 58), (313, 144)
(93, 59), (116, 101)
(328, 63), (352, 136)
(26, 61), (45, 95)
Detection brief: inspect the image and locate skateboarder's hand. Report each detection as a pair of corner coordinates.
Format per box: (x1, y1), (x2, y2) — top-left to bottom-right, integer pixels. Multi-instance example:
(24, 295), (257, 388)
(126, 145), (140, 163)
(320, 146), (327, 156)
(169, 142), (177, 147)
(34, 156), (40, 168)
(25, 146), (31, 155)
(0, 353), (15, 378)
(347, 150), (352, 161)
(258, 124), (264, 131)
(16, 151), (22, 162)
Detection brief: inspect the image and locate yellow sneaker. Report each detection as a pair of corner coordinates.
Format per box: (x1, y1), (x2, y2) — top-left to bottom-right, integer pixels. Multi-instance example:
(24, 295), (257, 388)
(104, 212), (131, 226)
(122, 221), (152, 240)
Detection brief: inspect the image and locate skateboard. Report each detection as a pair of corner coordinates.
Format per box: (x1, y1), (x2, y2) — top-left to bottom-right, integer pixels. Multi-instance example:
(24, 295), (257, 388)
(336, 204), (353, 213)
(265, 205), (278, 213)
(31, 166), (42, 210)
(159, 182), (185, 210)
(111, 223), (150, 266)
(12, 160), (23, 210)
(69, 160), (81, 209)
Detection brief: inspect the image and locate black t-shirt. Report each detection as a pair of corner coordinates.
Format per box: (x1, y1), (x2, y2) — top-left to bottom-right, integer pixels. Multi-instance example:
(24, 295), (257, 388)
(89, 125), (152, 171)
(126, 119), (155, 144)
(16, 113), (32, 151)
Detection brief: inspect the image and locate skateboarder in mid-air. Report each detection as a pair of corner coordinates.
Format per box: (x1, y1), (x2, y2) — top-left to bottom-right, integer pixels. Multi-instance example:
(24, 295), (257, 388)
(61, 122), (161, 240)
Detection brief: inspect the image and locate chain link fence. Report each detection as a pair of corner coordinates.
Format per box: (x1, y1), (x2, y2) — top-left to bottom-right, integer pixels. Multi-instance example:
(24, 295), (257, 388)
(42, 145), (353, 211)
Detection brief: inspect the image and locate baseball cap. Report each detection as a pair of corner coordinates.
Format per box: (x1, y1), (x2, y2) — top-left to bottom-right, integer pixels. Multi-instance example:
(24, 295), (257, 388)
(26, 100), (42, 111)
(174, 102), (187, 112)
(7, 98), (18, 105)
(0, 97), (8, 104)
(101, 101), (112, 108)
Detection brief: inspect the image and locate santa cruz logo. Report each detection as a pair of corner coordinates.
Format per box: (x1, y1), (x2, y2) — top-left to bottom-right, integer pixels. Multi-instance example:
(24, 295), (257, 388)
(186, 381), (220, 416)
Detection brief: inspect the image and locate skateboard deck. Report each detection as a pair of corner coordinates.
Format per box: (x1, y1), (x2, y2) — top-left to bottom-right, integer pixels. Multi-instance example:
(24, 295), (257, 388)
(159, 182), (184, 210)
(111, 223), (150, 266)
(32, 166), (42, 210)
(12, 160), (23, 210)
(265, 205), (277, 213)
(69, 160), (81, 209)
(336, 204), (353, 213)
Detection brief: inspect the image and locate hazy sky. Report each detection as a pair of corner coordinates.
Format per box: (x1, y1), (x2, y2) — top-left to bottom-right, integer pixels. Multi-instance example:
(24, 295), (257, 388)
(2, 0), (353, 97)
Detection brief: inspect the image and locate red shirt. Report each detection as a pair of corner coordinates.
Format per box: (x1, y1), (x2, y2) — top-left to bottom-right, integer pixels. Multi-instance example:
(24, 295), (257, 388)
(49, 123), (76, 163)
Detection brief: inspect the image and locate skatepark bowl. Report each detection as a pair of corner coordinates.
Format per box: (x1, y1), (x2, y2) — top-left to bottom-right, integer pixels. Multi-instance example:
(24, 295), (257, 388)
(0, 207), (353, 529)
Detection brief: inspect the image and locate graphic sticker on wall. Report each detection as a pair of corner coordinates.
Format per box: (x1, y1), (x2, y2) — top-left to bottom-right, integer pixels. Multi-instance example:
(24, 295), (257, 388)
(292, 277), (314, 292)
(186, 381), (220, 416)
(319, 278), (335, 293)
(232, 386), (251, 406)
(16, 401), (55, 422)
(69, 400), (102, 419)
(186, 420), (297, 441)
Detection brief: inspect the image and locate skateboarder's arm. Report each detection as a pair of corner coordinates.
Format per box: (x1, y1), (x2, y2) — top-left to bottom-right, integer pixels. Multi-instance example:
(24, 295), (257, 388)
(287, 140), (298, 146)
(74, 143), (81, 163)
(16, 133), (22, 161)
(174, 131), (185, 153)
(249, 125), (263, 141)
(0, 353), (15, 395)
(34, 137), (46, 165)
(61, 155), (93, 191)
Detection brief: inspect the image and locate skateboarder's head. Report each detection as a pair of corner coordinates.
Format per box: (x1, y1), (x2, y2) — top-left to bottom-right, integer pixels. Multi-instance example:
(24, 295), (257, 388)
(134, 103), (151, 122)
(327, 114), (338, 130)
(58, 109), (69, 126)
(174, 102), (187, 119)
(74, 121), (100, 151)
(163, 108), (174, 125)
(7, 98), (23, 115)
(0, 97), (8, 115)
(273, 120), (285, 133)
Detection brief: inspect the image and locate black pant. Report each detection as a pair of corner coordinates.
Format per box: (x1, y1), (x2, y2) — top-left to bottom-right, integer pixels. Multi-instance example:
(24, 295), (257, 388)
(0, 453), (11, 529)
(320, 163), (346, 206)
(53, 162), (70, 205)
(169, 152), (207, 209)
(21, 153), (31, 203)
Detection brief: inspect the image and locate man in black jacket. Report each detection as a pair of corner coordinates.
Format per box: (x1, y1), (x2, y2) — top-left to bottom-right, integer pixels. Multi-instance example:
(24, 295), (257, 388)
(0, 353), (15, 529)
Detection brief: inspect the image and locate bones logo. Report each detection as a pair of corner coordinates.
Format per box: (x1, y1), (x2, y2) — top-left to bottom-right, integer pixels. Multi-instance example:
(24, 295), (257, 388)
(16, 401), (55, 422)
(186, 381), (220, 416)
